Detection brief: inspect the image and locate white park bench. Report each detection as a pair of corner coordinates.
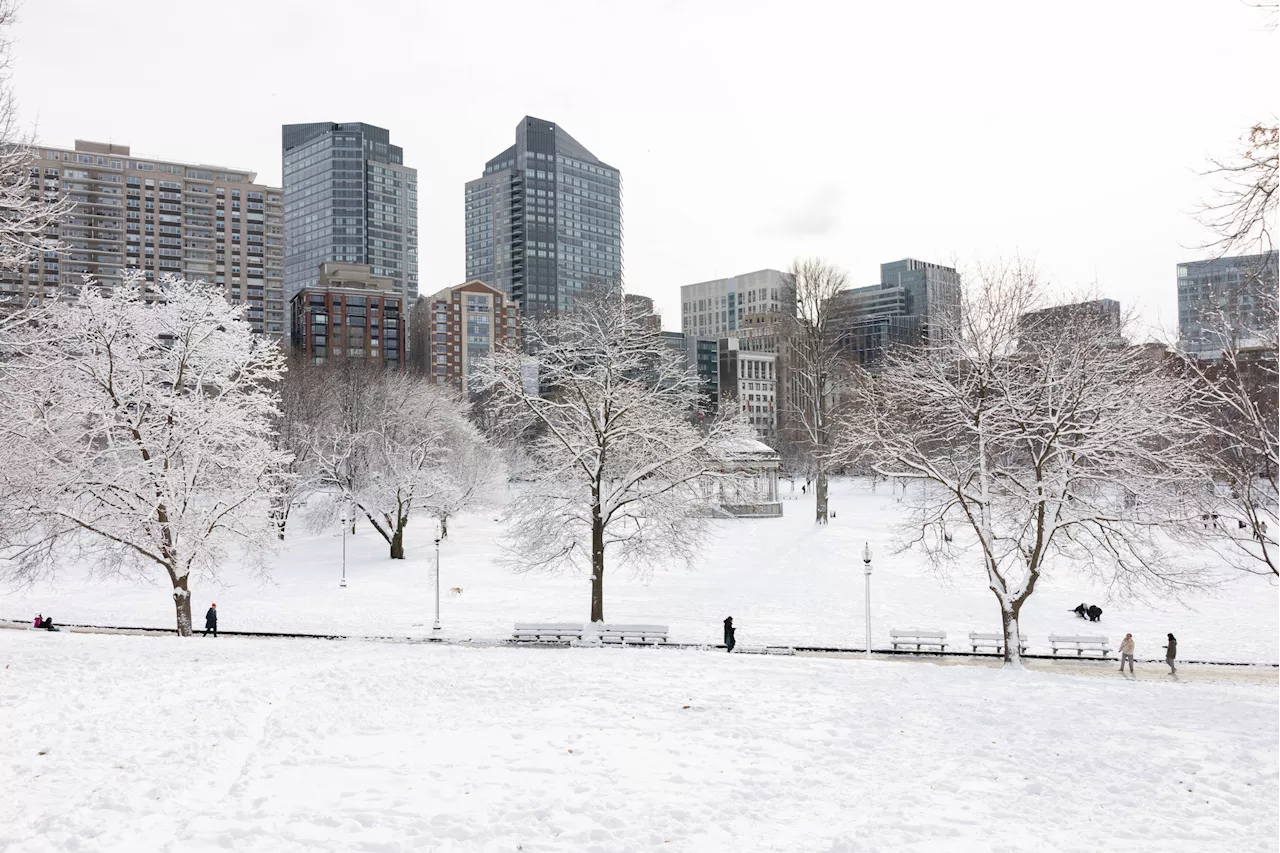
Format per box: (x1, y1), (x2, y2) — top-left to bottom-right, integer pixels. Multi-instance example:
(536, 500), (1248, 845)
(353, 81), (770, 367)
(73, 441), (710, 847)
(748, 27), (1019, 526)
(512, 623), (584, 643)
(598, 624), (670, 646)
(1048, 635), (1111, 657)
(969, 632), (1029, 654)
(890, 629), (948, 652)
(734, 645), (796, 655)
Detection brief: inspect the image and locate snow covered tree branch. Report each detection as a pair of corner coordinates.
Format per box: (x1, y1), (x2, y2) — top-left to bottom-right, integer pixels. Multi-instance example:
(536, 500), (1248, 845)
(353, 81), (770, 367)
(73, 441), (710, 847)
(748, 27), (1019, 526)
(0, 272), (290, 635)
(473, 285), (754, 623)
(840, 260), (1212, 668)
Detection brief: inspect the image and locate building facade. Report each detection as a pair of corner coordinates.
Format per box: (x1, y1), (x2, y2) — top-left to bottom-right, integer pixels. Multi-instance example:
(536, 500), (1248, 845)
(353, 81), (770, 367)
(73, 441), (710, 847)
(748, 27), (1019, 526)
(465, 117), (622, 323)
(833, 258), (961, 366)
(1, 140), (286, 337)
(410, 280), (520, 394)
(718, 338), (778, 444)
(680, 269), (786, 340)
(282, 123), (418, 310)
(1177, 250), (1278, 358)
(289, 262), (405, 368)
(1019, 298), (1123, 341)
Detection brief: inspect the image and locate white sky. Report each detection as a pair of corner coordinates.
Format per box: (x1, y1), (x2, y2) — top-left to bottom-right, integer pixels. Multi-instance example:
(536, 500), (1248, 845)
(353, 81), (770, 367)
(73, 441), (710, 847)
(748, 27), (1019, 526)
(11, 0), (1278, 338)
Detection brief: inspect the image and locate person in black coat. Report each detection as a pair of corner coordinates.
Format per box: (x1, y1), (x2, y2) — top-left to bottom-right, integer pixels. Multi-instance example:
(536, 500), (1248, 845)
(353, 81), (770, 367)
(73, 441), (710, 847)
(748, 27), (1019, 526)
(723, 616), (736, 653)
(204, 603), (217, 637)
(1087, 605), (1103, 623)
(1072, 603), (1088, 619)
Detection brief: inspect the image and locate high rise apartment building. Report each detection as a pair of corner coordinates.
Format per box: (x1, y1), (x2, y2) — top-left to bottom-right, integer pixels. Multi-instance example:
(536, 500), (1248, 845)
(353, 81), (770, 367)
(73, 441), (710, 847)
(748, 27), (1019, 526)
(282, 123), (418, 309)
(1177, 250), (1278, 358)
(410, 280), (520, 394)
(1, 141), (286, 337)
(680, 269), (786, 340)
(289, 262), (405, 368)
(465, 117), (622, 323)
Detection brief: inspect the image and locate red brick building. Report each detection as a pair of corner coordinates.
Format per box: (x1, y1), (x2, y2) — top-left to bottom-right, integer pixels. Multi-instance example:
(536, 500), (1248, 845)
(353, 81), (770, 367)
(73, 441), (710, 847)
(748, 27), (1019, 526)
(290, 262), (405, 369)
(411, 280), (520, 393)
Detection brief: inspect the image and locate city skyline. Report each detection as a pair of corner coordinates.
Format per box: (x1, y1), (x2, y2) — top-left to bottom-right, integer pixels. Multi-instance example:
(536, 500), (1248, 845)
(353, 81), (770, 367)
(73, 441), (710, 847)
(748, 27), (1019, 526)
(8, 1), (1278, 339)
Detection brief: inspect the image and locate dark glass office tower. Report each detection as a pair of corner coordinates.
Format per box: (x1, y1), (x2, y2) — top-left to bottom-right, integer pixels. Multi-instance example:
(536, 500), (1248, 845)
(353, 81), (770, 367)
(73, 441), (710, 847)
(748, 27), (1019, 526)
(282, 122), (418, 304)
(465, 116), (622, 323)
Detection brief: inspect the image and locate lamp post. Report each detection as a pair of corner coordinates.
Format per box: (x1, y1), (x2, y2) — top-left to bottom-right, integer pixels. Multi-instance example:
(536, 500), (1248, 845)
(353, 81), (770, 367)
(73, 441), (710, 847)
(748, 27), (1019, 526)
(340, 502), (348, 588)
(432, 526), (442, 633)
(862, 542), (872, 659)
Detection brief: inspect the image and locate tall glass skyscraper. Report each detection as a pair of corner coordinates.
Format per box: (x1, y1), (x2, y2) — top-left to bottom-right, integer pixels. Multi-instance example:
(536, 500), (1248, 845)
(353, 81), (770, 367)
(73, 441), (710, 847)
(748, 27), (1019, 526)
(465, 116), (622, 322)
(282, 122), (418, 305)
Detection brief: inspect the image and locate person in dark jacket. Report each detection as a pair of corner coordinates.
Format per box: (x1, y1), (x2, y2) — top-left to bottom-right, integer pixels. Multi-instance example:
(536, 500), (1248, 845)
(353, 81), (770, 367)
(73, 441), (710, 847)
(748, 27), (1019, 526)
(40, 616), (58, 631)
(1086, 605), (1102, 623)
(1072, 603), (1088, 619)
(723, 616), (736, 653)
(1164, 633), (1177, 676)
(204, 603), (217, 637)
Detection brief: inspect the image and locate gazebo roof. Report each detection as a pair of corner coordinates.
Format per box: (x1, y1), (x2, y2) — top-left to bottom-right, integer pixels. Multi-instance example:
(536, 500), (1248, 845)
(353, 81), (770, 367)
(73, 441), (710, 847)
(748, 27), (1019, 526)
(711, 436), (780, 462)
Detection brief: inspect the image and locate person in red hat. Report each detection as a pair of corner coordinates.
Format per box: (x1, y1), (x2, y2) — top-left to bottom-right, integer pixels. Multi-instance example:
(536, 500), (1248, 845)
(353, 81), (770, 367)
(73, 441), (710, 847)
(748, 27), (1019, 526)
(203, 603), (217, 637)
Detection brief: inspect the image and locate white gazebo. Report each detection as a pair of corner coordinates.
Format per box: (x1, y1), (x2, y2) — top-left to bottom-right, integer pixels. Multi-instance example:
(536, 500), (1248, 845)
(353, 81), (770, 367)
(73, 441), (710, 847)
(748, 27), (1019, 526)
(708, 437), (782, 518)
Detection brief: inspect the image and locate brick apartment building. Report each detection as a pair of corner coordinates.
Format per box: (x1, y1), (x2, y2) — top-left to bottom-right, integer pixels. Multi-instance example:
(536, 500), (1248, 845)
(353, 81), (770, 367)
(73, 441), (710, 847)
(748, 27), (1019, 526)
(410, 280), (520, 394)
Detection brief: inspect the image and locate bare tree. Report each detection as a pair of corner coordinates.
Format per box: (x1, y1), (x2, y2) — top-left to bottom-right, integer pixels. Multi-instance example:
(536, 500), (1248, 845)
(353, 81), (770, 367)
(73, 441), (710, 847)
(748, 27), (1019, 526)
(0, 273), (290, 635)
(779, 258), (849, 524)
(0, 1), (72, 287)
(1194, 0), (1277, 254)
(1179, 289), (1278, 575)
(474, 286), (752, 624)
(841, 261), (1211, 668)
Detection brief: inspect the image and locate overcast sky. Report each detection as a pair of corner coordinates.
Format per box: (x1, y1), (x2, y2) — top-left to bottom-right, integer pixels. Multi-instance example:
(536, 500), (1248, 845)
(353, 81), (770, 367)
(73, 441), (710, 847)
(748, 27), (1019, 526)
(11, 0), (1277, 338)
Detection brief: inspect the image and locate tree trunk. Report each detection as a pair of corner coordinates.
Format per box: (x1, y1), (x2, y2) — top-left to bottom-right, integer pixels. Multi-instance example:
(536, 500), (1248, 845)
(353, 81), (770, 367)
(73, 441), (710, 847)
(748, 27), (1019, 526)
(171, 572), (193, 636)
(590, 506), (605, 624)
(390, 517), (406, 560)
(815, 468), (829, 525)
(999, 599), (1024, 669)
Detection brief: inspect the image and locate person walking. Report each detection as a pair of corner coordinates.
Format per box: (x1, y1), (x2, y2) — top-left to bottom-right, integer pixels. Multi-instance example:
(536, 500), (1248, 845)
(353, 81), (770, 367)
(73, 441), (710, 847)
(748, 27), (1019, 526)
(1118, 633), (1135, 675)
(723, 616), (736, 653)
(204, 603), (218, 637)
(1163, 633), (1178, 676)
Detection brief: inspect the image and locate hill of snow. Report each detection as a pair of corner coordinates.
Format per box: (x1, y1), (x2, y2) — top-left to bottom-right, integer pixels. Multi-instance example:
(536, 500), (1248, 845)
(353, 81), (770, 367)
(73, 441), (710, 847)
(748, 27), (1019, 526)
(4, 479), (1276, 663)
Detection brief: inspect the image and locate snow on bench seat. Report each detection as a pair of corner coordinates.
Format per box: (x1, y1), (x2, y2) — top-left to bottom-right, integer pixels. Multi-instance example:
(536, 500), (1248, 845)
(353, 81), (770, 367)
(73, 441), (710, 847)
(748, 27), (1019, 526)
(968, 632), (1029, 654)
(512, 623), (584, 643)
(890, 629), (948, 652)
(598, 625), (670, 646)
(1049, 635), (1111, 657)
(734, 645), (796, 655)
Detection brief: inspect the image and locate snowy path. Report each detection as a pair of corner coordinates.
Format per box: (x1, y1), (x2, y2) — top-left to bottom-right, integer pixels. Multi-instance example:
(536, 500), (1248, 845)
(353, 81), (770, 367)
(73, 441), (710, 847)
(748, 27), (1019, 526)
(2, 630), (1277, 852)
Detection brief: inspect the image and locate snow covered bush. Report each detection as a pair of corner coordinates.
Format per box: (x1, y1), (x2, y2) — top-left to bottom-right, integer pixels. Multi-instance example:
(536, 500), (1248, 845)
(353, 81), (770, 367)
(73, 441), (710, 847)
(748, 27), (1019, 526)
(473, 285), (753, 624)
(842, 261), (1211, 667)
(0, 272), (290, 635)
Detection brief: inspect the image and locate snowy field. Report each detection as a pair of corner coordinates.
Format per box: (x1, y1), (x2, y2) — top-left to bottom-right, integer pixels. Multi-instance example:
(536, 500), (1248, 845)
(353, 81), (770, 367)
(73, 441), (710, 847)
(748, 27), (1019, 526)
(2, 630), (1276, 852)
(3, 479), (1277, 663)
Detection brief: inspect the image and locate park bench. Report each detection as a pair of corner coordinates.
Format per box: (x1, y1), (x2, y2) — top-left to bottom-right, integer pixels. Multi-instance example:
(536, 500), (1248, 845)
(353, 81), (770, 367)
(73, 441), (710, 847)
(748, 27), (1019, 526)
(734, 645), (796, 655)
(968, 632), (1029, 654)
(1048, 635), (1111, 657)
(511, 623), (584, 643)
(890, 629), (948, 652)
(598, 624), (670, 646)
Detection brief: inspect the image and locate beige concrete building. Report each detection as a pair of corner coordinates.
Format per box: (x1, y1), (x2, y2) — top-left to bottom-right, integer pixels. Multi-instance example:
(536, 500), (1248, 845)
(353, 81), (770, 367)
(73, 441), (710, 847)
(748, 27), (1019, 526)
(411, 280), (520, 394)
(1, 140), (286, 338)
(289, 262), (405, 369)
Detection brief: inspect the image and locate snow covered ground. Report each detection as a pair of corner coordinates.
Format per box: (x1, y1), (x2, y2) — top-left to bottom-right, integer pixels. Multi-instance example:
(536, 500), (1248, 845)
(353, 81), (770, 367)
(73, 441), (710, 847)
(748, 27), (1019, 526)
(2, 630), (1276, 852)
(3, 479), (1277, 663)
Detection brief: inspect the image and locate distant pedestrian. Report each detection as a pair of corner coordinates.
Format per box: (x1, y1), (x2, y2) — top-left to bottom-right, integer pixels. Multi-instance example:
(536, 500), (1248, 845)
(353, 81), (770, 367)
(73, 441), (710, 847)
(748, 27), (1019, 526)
(1164, 633), (1177, 676)
(1118, 633), (1135, 674)
(204, 603), (218, 637)
(801, 485), (806, 495)
(33, 613), (42, 628)
(39, 616), (58, 632)
(1087, 605), (1103, 623)
(1071, 603), (1088, 619)
(723, 616), (736, 653)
